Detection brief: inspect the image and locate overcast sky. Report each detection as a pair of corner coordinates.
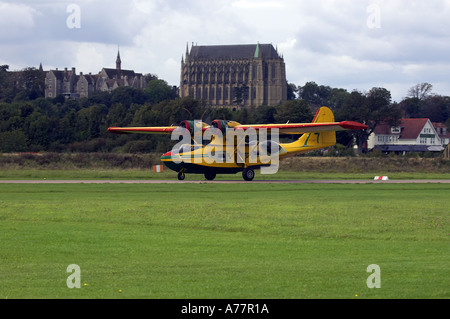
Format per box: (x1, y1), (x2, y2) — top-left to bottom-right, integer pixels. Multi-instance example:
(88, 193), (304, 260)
(1, 0), (449, 102)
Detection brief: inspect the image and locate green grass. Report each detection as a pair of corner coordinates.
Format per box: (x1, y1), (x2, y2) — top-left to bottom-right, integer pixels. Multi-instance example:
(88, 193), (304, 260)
(0, 183), (449, 299)
(1, 168), (450, 180)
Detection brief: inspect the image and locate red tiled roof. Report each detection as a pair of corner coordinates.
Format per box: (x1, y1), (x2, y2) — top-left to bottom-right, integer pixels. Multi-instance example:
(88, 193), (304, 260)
(374, 118), (429, 139)
(433, 122), (450, 138)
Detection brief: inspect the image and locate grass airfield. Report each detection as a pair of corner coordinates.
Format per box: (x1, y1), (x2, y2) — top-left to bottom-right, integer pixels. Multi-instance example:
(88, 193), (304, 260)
(0, 178), (448, 299)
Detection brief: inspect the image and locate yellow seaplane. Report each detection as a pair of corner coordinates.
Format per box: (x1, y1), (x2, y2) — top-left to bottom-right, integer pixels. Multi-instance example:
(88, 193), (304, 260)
(107, 106), (367, 181)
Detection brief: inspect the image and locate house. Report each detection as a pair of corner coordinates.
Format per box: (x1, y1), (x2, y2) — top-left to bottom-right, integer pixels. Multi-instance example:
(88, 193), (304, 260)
(95, 50), (147, 93)
(367, 118), (445, 154)
(432, 122), (450, 147)
(96, 68), (146, 93)
(77, 72), (98, 98)
(44, 50), (147, 98)
(45, 67), (78, 98)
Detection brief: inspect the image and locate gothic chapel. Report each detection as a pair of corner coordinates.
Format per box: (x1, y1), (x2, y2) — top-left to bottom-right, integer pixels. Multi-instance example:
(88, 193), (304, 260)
(179, 43), (288, 107)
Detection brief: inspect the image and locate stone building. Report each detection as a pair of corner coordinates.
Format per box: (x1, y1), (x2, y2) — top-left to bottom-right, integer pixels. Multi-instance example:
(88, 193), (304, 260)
(180, 43), (287, 107)
(76, 72), (97, 98)
(44, 50), (147, 98)
(96, 50), (147, 92)
(45, 67), (79, 98)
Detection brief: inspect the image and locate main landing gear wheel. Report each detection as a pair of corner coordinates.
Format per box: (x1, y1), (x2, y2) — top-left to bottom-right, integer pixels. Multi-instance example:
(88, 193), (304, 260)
(204, 172), (216, 181)
(177, 172), (185, 180)
(242, 168), (255, 181)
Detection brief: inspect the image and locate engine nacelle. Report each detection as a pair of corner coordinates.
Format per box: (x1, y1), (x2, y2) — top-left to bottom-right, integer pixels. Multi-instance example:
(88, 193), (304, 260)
(211, 120), (228, 134)
(211, 120), (242, 134)
(179, 120), (209, 135)
(179, 120), (195, 135)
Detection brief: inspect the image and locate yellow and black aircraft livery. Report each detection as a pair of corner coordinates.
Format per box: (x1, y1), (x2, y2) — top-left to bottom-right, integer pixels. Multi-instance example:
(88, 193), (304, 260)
(108, 107), (368, 181)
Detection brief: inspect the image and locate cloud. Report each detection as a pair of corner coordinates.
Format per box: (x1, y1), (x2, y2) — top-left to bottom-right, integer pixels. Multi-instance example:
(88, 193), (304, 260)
(1, 0), (449, 102)
(74, 43), (108, 73)
(0, 2), (39, 40)
(273, 0), (450, 100)
(231, 1), (286, 9)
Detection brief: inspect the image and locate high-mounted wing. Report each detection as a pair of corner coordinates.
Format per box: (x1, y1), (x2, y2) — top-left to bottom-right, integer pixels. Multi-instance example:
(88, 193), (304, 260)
(107, 126), (177, 135)
(232, 106), (367, 134)
(107, 108), (367, 136)
(233, 121), (367, 135)
(108, 120), (211, 135)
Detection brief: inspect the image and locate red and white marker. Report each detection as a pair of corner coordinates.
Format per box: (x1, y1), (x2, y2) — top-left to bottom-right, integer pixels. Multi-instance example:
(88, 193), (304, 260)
(153, 165), (164, 173)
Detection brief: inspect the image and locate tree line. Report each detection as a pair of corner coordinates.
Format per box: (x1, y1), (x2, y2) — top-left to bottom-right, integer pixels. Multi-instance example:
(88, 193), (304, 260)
(295, 81), (449, 151)
(0, 65), (449, 153)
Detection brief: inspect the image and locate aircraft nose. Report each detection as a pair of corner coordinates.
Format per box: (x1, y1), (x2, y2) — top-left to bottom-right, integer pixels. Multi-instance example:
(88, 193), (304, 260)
(161, 151), (183, 172)
(161, 151), (172, 159)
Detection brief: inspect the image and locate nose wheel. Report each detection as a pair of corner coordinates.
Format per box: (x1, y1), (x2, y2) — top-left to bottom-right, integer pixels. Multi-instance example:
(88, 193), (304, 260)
(177, 171), (185, 180)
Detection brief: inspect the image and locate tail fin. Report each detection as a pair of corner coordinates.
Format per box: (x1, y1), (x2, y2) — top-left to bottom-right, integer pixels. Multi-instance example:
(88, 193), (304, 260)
(288, 107), (336, 151)
(312, 106), (335, 124)
(309, 106), (336, 147)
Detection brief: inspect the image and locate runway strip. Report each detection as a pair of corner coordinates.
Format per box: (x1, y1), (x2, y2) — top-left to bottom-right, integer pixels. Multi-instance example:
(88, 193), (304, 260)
(1, 179), (450, 184)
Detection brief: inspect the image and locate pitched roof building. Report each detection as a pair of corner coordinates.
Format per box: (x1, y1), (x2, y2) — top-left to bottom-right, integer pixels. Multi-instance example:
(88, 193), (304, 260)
(44, 50), (147, 98)
(433, 122), (450, 146)
(180, 43), (287, 108)
(45, 67), (79, 99)
(368, 118), (445, 153)
(77, 72), (98, 98)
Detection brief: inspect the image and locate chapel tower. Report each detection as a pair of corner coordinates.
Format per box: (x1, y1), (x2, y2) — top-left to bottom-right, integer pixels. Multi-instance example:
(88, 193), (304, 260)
(180, 43), (287, 107)
(116, 49), (122, 71)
